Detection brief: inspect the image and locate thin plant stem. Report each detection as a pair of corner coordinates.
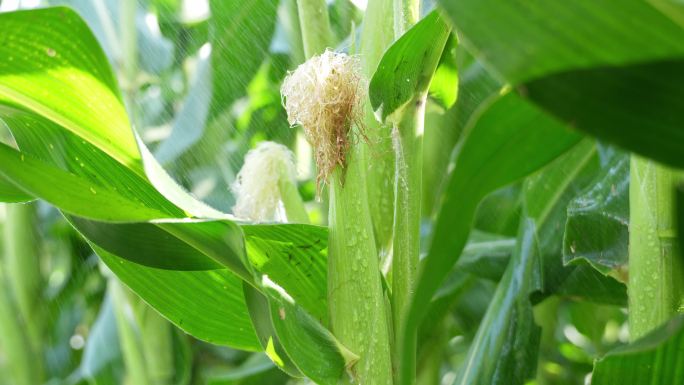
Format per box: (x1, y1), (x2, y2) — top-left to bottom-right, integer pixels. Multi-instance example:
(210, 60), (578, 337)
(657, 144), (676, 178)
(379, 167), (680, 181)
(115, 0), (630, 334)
(296, 0), (332, 57)
(391, 2), (423, 383)
(0, 205), (42, 385)
(629, 157), (684, 340)
(0, 275), (37, 385)
(138, 298), (176, 385)
(391, 100), (425, 384)
(279, 177), (310, 224)
(120, 0), (138, 117)
(110, 279), (149, 385)
(283, 0), (306, 66)
(3, 203), (44, 365)
(394, 0), (420, 37)
(360, 0), (396, 262)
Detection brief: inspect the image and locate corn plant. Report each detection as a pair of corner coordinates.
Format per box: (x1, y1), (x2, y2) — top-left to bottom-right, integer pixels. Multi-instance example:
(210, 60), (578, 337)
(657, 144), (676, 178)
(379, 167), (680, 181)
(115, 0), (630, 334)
(0, 1), (684, 385)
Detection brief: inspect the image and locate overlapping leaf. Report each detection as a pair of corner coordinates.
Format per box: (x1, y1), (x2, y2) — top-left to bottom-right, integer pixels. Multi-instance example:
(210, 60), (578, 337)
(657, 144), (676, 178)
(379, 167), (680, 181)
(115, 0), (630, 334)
(592, 315), (684, 385)
(0, 8), (349, 382)
(0, 7), (141, 172)
(439, 0), (684, 167)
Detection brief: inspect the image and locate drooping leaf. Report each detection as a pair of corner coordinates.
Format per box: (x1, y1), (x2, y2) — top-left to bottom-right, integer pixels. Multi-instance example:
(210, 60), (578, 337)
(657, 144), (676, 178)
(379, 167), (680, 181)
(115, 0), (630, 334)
(0, 174), (32, 203)
(243, 283), (303, 378)
(439, 0), (684, 84)
(95, 245), (261, 351)
(592, 315), (684, 385)
(0, 107), (185, 221)
(241, 226), (354, 384)
(439, 0), (684, 168)
(0, 7), (142, 172)
(266, 289), (352, 385)
(243, 224), (329, 324)
(68, 217), (225, 271)
(0, 141), (175, 221)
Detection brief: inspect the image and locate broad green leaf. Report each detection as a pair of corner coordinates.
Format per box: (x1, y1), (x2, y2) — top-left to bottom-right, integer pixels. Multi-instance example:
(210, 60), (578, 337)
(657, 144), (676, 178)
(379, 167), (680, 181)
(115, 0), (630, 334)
(0, 7), (142, 173)
(0, 175), (32, 203)
(440, 0), (684, 168)
(0, 107), (185, 221)
(243, 224), (328, 324)
(0, 7), (225, 220)
(400, 91), (581, 385)
(439, 0), (684, 84)
(369, 10), (451, 122)
(524, 142), (627, 306)
(0, 142), (173, 221)
(267, 291), (352, 385)
(243, 283), (303, 378)
(242, 226), (353, 384)
(95, 245), (261, 351)
(525, 61), (684, 168)
(563, 150), (629, 278)
(68, 217), (224, 271)
(592, 315), (684, 385)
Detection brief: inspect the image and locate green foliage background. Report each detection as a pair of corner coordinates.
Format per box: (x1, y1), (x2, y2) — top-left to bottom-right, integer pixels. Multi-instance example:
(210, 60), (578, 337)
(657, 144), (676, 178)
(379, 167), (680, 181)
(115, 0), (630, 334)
(0, 0), (682, 384)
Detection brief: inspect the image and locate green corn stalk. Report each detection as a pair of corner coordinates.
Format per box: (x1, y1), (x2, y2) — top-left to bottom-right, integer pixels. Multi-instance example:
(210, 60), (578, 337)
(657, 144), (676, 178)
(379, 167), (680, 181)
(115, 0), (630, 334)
(3, 203), (43, 360)
(0, 203), (43, 385)
(295, 0), (394, 383)
(361, 0), (396, 263)
(110, 279), (150, 385)
(390, 0), (423, 382)
(629, 157), (684, 340)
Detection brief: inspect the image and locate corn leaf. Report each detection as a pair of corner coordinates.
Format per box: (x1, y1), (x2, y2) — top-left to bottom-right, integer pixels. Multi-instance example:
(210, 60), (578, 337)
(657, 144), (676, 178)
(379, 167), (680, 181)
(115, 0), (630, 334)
(592, 315), (684, 385)
(439, 0), (684, 167)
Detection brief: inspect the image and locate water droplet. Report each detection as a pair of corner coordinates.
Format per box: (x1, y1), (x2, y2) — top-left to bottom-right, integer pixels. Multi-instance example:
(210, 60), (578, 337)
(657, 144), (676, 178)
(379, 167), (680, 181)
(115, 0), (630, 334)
(89, 187), (97, 194)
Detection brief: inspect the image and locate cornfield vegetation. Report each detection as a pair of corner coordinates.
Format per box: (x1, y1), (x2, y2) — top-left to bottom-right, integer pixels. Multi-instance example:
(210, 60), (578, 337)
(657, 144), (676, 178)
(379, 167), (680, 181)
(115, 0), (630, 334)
(0, 0), (683, 385)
